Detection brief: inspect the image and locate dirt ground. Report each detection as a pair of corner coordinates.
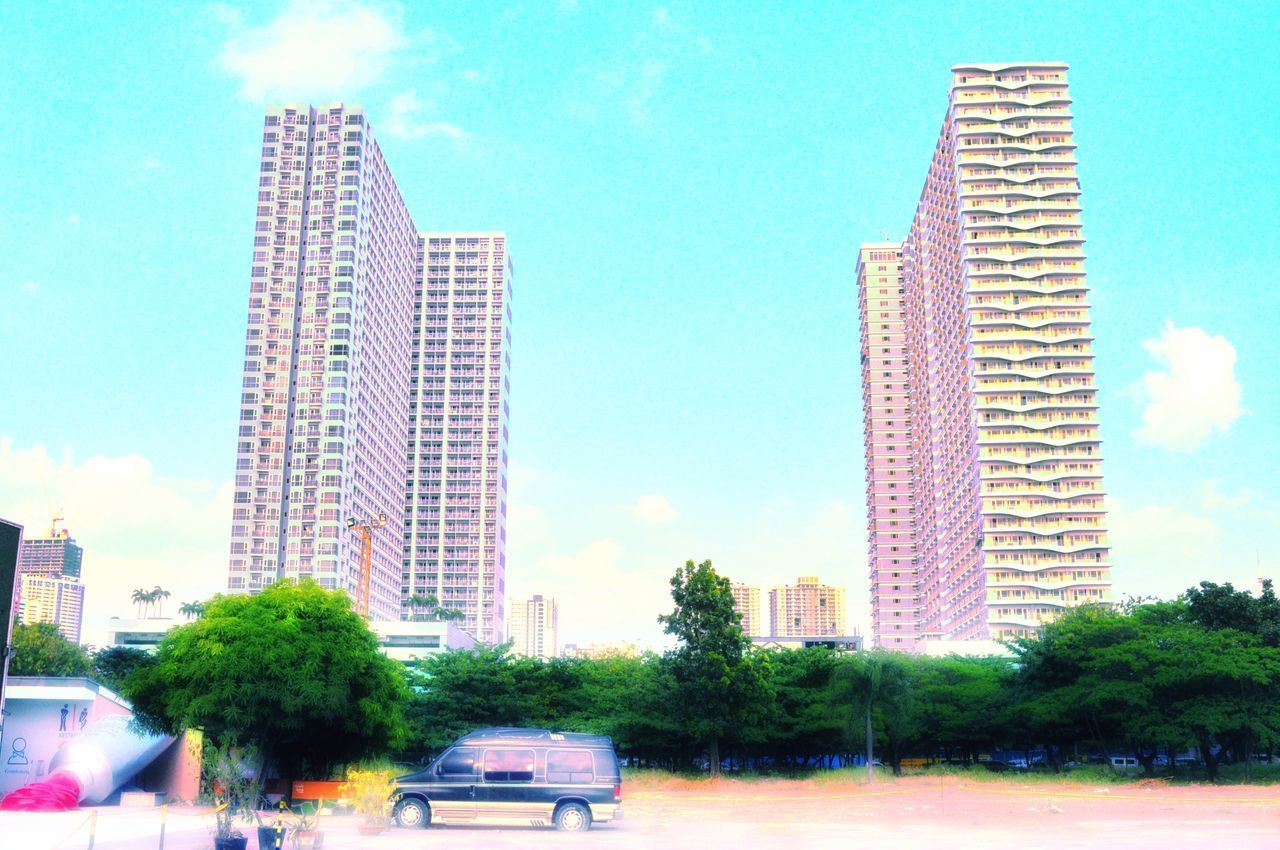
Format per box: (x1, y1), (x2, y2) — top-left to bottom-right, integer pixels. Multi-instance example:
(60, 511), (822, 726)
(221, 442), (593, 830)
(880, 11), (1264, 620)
(2, 774), (1277, 849)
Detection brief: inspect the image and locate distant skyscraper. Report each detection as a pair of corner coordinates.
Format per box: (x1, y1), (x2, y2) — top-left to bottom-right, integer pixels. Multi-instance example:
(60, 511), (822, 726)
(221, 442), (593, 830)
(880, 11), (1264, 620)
(15, 521), (85, 643)
(18, 575), (84, 643)
(767, 577), (846, 637)
(729, 583), (762, 637)
(858, 62), (1112, 648)
(227, 103), (419, 621)
(507, 594), (557, 660)
(404, 232), (511, 643)
(16, 522), (83, 580)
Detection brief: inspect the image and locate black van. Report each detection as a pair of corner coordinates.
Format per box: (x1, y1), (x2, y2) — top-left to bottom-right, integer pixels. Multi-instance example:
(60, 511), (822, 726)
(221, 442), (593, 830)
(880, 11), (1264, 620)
(391, 728), (623, 832)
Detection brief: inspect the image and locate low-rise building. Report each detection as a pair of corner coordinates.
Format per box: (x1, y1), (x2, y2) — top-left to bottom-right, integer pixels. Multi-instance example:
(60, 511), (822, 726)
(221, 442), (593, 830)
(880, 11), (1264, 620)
(751, 634), (864, 652)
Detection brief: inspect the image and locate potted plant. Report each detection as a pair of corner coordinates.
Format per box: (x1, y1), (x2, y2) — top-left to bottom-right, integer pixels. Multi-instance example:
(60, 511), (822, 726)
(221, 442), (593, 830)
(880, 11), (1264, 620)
(289, 802), (325, 849)
(204, 742), (259, 850)
(341, 764), (396, 836)
(255, 802), (288, 850)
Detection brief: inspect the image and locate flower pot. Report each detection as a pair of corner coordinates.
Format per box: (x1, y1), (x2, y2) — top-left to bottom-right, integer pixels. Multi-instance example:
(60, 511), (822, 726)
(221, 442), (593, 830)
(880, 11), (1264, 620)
(214, 838), (249, 850)
(357, 821), (387, 836)
(294, 830), (325, 849)
(257, 825), (287, 849)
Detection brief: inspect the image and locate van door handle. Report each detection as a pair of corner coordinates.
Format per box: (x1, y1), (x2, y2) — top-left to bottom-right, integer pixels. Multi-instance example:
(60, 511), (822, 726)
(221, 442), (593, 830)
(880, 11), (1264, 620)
(469, 785), (475, 798)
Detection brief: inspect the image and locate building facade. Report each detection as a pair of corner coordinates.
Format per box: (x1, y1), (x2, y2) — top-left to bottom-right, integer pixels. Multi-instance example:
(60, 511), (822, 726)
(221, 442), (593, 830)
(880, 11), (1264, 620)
(858, 244), (920, 649)
(729, 583), (762, 636)
(858, 62), (1112, 647)
(227, 103), (420, 621)
(18, 574), (85, 643)
(15, 524), (83, 580)
(507, 594), (557, 660)
(15, 522), (85, 642)
(767, 576), (846, 637)
(404, 232), (511, 643)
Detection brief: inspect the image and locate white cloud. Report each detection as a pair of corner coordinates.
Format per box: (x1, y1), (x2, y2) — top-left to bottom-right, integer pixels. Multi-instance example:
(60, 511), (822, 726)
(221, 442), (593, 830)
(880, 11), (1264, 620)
(0, 438), (232, 646)
(528, 539), (673, 650)
(218, 1), (408, 101)
(460, 68), (483, 83)
(628, 494), (678, 525)
(385, 89), (468, 140)
(1109, 499), (1223, 602)
(1134, 321), (1243, 451)
(141, 157), (165, 170)
(625, 58), (667, 128)
(653, 6), (671, 28)
(22, 281), (39, 295)
(67, 213), (80, 226)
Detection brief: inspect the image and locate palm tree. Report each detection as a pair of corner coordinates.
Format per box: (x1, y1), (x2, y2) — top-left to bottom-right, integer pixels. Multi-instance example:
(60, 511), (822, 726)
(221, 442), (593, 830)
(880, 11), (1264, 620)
(179, 601), (205, 620)
(436, 607), (466, 623)
(406, 593), (438, 622)
(152, 586), (171, 618)
(131, 588), (149, 618)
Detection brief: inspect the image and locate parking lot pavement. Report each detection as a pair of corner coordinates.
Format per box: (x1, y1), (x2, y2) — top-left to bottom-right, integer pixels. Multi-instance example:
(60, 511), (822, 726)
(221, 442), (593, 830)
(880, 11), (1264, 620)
(3, 779), (1278, 849)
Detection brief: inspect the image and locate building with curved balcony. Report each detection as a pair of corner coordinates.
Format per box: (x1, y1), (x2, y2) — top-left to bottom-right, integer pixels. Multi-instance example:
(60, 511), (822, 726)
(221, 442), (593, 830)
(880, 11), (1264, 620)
(858, 62), (1113, 649)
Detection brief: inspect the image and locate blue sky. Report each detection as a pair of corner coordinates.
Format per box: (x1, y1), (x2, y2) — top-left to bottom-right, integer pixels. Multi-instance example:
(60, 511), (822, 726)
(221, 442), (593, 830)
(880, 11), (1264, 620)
(2, 0), (1278, 647)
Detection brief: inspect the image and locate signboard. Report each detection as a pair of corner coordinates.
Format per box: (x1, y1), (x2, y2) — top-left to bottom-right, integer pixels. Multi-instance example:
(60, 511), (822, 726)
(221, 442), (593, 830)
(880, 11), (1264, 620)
(0, 519), (20, 659)
(0, 519), (24, 759)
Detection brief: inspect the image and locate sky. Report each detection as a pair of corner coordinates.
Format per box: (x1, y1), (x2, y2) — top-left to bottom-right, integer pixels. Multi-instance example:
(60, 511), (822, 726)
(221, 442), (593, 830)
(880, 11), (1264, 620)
(2, 0), (1278, 650)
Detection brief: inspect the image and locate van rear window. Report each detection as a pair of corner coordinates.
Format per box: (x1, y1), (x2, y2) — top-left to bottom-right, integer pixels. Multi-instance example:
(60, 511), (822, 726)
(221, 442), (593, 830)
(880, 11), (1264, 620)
(484, 749), (535, 782)
(547, 750), (594, 783)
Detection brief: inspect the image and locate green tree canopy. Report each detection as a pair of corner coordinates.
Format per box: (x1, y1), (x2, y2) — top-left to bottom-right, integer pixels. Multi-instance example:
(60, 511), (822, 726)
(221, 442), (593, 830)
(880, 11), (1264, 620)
(658, 559), (760, 776)
(8, 622), (94, 677)
(123, 579), (409, 778)
(91, 646), (158, 692)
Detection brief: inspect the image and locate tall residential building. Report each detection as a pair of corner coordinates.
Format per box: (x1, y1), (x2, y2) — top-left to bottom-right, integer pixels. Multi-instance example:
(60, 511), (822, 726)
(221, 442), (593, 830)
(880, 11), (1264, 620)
(767, 577), (846, 637)
(858, 244), (919, 649)
(15, 521), (85, 642)
(507, 594), (557, 660)
(404, 233), (511, 643)
(729, 583), (762, 636)
(858, 62), (1112, 647)
(18, 574), (85, 643)
(227, 103), (419, 621)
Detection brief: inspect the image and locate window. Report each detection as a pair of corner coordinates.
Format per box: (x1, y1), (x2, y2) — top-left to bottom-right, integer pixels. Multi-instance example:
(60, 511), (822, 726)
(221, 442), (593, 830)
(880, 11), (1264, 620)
(437, 747), (477, 777)
(483, 749), (534, 782)
(546, 750), (595, 783)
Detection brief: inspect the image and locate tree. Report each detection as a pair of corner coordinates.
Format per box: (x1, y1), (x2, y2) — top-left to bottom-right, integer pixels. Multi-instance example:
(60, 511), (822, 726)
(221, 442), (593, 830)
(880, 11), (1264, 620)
(151, 586), (171, 618)
(92, 646), (157, 691)
(1185, 581), (1280, 647)
(657, 559), (758, 776)
(178, 601), (204, 620)
(8, 622), (94, 677)
(829, 650), (915, 780)
(406, 593), (436, 622)
(131, 587), (149, 618)
(123, 579), (409, 781)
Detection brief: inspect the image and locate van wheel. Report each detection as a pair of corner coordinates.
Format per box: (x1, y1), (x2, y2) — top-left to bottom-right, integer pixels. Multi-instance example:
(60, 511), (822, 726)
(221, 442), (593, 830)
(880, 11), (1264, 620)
(554, 802), (592, 832)
(394, 798), (430, 829)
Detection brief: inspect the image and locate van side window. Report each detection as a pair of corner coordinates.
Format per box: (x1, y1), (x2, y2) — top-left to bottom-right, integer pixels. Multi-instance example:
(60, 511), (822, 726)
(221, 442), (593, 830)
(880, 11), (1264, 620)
(483, 749), (535, 782)
(547, 750), (595, 784)
(438, 747), (477, 777)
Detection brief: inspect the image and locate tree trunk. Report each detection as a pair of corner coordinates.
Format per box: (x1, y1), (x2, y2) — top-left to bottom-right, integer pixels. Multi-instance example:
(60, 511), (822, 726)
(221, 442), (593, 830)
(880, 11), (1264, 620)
(709, 736), (720, 778)
(865, 703), (874, 785)
(1198, 736), (1220, 782)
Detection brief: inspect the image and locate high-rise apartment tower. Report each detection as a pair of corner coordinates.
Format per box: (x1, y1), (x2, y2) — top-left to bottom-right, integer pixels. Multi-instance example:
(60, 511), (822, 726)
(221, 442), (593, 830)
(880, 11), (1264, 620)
(767, 577), (846, 637)
(404, 232), (511, 642)
(15, 521), (85, 642)
(729, 583), (763, 637)
(858, 63), (1112, 648)
(227, 103), (419, 621)
(507, 594), (557, 660)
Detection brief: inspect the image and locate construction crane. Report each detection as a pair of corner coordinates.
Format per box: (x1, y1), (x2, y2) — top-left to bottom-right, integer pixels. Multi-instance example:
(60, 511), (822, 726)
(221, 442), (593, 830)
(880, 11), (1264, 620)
(346, 513), (388, 618)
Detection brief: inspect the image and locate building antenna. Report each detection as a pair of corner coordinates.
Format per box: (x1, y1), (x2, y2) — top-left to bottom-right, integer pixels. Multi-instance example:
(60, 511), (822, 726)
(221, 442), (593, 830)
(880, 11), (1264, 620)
(879, 229), (890, 242)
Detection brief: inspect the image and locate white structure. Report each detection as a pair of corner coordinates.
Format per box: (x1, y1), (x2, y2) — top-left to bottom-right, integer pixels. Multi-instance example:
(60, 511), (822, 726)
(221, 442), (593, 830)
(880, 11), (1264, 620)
(404, 233), (512, 643)
(105, 617), (178, 652)
(508, 595), (558, 659)
(370, 620), (476, 662)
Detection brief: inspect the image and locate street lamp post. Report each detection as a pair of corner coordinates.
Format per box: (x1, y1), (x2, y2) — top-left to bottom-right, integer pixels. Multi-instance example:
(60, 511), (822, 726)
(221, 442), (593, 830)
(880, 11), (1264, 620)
(345, 513), (388, 618)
